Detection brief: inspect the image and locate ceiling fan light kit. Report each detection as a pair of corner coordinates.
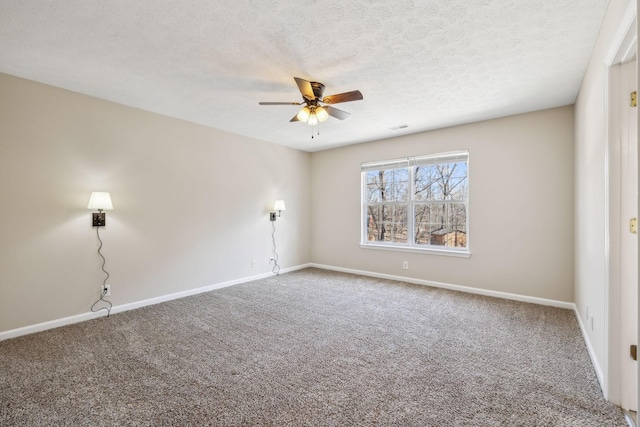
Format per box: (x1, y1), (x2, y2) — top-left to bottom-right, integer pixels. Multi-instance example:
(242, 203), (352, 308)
(259, 77), (363, 137)
(297, 105), (328, 125)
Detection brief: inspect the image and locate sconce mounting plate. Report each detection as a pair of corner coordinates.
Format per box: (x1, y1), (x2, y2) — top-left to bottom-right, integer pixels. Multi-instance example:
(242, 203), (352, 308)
(270, 212), (277, 221)
(92, 212), (106, 227)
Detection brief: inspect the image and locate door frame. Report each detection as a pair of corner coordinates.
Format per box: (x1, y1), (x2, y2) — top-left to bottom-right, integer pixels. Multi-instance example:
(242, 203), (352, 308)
(619, 58), (637, 411)
(604, 0), (637, 407)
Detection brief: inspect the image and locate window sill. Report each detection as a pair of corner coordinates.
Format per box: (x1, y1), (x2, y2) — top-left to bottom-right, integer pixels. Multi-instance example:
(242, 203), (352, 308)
(359, 243), (471, 258)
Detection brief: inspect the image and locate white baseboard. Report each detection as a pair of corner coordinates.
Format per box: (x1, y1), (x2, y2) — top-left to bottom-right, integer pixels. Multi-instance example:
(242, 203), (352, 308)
(0, 310), (112, 342)
(0, 262), (581, 343)
(573, 305), (606, 395)
(110, 263), (310, 316)
(309, 263), (575, 309)
(0, 263), (311, 342)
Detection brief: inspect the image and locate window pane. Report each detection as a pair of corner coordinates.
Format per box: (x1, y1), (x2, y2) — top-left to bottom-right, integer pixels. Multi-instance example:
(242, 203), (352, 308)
(414, 204), (434, 244)
(391, 169), (409, 202)
(414, 203), (467, 247)
(365, 171), (383, 202)
(414, 162), (468, 201)
(365, 169), (408, 203)
(365, 205), (382, 241)
(366, 203), (408, 243)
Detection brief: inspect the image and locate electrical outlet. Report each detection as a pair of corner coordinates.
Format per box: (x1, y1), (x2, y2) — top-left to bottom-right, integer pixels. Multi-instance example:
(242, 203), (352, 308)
(251, 259), (256, 268)
(103, 284), (111, 297)
(402, 261), (409, 270)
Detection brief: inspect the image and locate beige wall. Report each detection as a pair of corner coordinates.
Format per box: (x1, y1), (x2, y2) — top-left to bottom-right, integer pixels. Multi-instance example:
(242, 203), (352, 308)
(0, 73), (310, 333)
(573, 0), (634, 398)
(311, 106), (575, 302)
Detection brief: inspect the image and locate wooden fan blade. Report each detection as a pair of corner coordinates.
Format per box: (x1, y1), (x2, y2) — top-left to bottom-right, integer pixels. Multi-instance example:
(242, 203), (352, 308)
(290, 114), (300, 122)
(259, 101), (302, 105)
(322, 90), (363, 104)
(294, 77), (316, 101)
(325, 106), (351, 120)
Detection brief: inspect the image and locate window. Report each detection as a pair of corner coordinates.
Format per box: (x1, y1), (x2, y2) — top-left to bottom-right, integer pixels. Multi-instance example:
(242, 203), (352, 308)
(361, 151), (469, 255)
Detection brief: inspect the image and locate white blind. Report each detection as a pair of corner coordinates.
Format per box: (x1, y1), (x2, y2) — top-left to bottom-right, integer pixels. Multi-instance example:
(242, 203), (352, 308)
(361, 157), (409, 171)
(410, 150), (468, 167)
(362, 150), (468, 171)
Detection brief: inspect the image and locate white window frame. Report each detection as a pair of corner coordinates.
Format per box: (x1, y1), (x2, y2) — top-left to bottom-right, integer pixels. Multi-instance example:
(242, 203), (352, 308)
(360, 150), (470, 257)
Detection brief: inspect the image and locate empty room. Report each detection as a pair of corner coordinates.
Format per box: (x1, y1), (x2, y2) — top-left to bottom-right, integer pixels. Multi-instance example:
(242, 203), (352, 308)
(1, 1), (638, 425)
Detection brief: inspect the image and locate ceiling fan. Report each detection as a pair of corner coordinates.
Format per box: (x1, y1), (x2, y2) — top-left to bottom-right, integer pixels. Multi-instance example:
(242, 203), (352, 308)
(259, 77), (363, 126)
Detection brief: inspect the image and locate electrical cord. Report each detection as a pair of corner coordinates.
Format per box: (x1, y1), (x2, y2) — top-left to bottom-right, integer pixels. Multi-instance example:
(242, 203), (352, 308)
(91, 225), (112, 317)
(270, 220), (281, 275)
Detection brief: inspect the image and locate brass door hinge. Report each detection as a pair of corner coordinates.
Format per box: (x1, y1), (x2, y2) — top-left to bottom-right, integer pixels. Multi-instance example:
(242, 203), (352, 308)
(630, 218), (637, 234)
(632, 91), (637, 107)
(631, 345), (637, 361)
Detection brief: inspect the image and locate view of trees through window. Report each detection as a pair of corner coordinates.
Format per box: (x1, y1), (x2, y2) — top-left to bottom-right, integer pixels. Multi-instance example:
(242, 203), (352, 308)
(363, 153), (468, 250)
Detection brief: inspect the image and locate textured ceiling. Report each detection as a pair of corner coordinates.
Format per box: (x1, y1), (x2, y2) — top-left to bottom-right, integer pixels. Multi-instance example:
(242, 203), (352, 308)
(0, 1), (610, 152)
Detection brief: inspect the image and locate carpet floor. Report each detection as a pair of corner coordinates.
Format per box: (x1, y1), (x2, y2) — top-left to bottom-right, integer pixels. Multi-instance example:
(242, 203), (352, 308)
(0, 268), (628, 426)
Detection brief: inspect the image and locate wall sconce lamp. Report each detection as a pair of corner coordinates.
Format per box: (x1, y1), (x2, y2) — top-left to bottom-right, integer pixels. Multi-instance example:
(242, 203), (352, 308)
(87, 192), (113, 226)
(270, 200), (286, 221)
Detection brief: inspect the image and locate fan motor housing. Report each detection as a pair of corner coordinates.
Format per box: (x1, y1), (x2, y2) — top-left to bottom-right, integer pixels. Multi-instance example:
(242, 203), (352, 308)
(310, 82), (325, 100)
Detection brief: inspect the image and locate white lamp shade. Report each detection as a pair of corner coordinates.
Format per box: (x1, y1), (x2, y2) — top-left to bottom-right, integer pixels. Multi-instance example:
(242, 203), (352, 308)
(307, 113), (318, 126)
(316, 106), (329, 122)
(296, 106), (310, 122)
(274, 200), (286, 212)
(87, 192), (113, 210)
